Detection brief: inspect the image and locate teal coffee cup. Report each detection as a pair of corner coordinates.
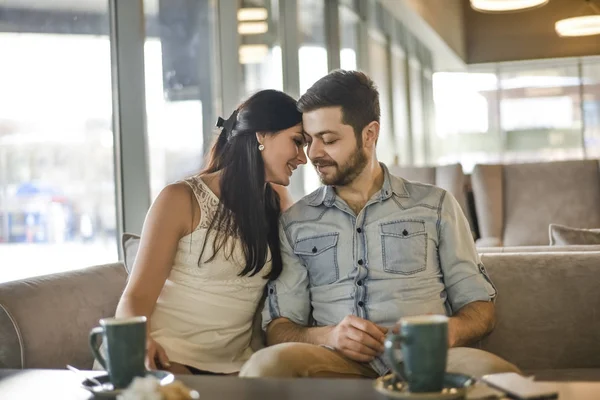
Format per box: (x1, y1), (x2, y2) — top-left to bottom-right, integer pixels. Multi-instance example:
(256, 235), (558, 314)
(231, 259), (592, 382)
(384, 315), (449, 393)
(89, 316), (147, 389)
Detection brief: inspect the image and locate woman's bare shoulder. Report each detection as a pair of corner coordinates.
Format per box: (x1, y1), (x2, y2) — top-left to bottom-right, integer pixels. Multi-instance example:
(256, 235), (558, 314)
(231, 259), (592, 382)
(151, 182), (201, 236)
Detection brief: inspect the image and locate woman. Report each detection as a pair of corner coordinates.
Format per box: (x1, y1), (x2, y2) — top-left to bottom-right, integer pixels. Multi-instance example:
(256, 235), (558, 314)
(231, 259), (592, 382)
(114, 90), (307, 375)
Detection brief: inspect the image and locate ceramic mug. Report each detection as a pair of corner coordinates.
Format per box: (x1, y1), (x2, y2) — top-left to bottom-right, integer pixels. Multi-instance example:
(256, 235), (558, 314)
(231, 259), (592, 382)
(384, 315), (449, 393)
(89, 316), (147, 389)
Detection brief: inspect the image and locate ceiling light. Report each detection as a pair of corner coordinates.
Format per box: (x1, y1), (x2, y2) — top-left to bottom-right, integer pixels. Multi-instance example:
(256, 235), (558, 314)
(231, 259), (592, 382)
(470, 0), (549, 12)
(239, 45), (269, 64)
(555, 0), (600, 37)
(556, 15), (600, 36)
(237, 7), (268, 21)
(238, 21), (269, 35)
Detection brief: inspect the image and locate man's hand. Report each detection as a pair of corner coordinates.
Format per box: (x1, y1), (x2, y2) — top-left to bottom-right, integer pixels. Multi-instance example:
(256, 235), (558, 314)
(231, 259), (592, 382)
(324, 315), (388, 362)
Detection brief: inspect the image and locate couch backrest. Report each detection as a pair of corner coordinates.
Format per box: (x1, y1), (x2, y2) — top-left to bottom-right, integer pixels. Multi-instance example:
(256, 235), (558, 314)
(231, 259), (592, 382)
(477, 251), (600, 370)
(389, 163), (474, 231)
(0, 263), (127, 369)
(472, 160), (600, 246)
(477, 245), (600, 253)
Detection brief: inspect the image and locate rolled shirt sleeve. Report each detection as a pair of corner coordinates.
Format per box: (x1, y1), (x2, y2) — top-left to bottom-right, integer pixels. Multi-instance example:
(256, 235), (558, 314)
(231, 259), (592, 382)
(262, 219), (311, 330)
(438, 191), (497, 313)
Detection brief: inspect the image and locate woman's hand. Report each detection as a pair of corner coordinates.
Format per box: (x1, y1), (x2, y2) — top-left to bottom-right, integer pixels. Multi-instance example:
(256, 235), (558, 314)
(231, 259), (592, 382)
(146, 336), (171, 370)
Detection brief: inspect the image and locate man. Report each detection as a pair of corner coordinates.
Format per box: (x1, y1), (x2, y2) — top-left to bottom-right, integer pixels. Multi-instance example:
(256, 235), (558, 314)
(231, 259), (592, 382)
(240, 70), (519, 378)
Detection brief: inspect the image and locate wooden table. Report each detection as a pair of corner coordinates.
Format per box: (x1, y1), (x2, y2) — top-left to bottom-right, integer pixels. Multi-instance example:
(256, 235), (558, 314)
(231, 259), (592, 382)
(1, 369), (599, 399)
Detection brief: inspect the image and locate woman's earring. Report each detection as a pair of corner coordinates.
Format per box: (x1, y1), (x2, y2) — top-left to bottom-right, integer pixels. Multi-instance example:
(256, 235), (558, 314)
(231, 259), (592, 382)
(258, 144), (265, 151)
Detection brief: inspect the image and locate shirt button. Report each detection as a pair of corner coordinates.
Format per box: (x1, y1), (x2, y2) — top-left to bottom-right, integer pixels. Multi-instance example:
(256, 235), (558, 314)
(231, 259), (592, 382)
(269, 288), (274, 294)
(357, 280), (363, 286)
(358, 301), (365, 307)
(356, 228), (362, 233)
(402, 229), (408, 236)
(358, 259), (364, 265)
(312, 246), (317, 253)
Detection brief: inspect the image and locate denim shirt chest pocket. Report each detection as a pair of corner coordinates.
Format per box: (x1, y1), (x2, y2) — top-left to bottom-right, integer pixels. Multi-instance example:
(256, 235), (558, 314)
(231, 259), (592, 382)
(380, 220), (427, 275)
(294, 233), (339, 286)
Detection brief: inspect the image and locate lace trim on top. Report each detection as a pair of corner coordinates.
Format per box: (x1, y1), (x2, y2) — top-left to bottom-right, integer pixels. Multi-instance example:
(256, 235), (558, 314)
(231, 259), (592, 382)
(182, 175), (220, 231)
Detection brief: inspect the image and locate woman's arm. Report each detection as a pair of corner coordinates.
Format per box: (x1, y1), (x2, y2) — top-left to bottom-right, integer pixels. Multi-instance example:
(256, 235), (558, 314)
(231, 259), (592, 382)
(115, 182), (198, 368)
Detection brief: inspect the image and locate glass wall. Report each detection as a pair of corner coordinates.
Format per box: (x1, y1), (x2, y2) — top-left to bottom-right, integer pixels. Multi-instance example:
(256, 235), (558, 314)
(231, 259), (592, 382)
(582, 58), (600, 159)
(422, 69), (435, 166)
(298, 0), (328, 194)
(369, 32), (395, 165)
(238, 0), (283, 97)
(432, 67), (501, 172)
(391, 45), (411, 165)
(339, 4), (359, 71)
(409, 58), (426, 166)
(0, 2), (117, 283)
(0, 0), (442, 283)
(433, 58), (598, 171)
(499, 60), (584, 163)
(144, 0), (218, 200)
(298, 0), (328, 95)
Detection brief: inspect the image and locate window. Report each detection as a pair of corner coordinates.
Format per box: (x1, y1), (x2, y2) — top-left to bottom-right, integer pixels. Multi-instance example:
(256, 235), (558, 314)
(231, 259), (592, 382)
(391, 46), (411, 165)
(0, 2), (117, 283)
(298, 0), (328, 194)
(409, 58), (426, 166)
(432, 58), (597, 171)
(298, 0), (328, 95)
(500, 60), (583, 163)
(369, 33), (395, 165)
(239, 0), (283, 97)
(582, 59), (600, 158)
(433, 68), (504, 172)
(144, 0), (218, 200)
(339, 5), (359, 71)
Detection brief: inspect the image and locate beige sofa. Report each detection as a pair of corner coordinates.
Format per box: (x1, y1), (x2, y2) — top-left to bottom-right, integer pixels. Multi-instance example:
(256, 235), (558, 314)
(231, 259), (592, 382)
(2, 252), (600, 381)
(477, 245), (600, 253)
(0, 263), (127, 369)
(471, 160), (600, 247)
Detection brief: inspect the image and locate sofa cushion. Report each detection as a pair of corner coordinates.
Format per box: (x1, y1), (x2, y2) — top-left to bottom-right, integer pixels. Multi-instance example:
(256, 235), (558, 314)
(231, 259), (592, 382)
(477, 252), (600, 371)
(122, 233), (141, 274)
(472, 164), (504, 246)
(0, 263), (128, 369)
(478, 245), (600, 253)
(549, 224), (600, 246)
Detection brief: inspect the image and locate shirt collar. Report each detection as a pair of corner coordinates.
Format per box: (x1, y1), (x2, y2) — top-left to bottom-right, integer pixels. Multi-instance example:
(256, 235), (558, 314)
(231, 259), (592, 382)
(307, 163), (409, 207)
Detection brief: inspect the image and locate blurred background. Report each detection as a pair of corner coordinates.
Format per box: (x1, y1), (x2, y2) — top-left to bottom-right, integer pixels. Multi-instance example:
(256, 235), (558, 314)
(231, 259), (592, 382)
(1, 0), (599, 282)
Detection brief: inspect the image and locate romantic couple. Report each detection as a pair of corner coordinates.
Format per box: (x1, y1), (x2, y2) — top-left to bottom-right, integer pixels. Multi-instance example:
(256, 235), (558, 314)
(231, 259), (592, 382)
(114, 70), (520, 378)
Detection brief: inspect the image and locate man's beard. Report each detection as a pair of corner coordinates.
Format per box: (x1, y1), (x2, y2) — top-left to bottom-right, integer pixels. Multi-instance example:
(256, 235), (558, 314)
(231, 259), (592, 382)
(315, 146), (368, 186)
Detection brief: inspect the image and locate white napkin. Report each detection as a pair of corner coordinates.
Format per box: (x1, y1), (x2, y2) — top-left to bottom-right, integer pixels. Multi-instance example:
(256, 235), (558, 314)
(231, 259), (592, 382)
(117, 375), (162, 400)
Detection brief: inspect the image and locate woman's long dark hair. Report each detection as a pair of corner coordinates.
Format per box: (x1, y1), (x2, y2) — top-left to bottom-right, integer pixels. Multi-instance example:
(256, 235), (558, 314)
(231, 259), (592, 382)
(199, 90), (302, 281)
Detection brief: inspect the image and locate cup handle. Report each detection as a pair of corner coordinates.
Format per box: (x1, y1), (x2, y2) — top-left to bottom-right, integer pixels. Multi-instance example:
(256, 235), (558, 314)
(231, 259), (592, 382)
(384, 333), (407, 381)
(89, 327), (107, 370)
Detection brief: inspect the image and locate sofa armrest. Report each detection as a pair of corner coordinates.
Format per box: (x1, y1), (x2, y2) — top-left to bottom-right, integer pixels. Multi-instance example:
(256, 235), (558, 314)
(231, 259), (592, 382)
(0, 263), (127, 369)
(0, 303), (23, 368)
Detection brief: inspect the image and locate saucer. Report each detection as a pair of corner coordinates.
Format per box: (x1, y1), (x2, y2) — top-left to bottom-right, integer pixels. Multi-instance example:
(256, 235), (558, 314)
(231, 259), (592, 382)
(81, 370), (174, 398)
(373, 373), (475, 399)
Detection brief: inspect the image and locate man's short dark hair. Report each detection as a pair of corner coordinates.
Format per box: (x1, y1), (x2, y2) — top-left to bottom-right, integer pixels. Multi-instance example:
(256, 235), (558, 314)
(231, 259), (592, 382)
(297, 70), (380, 145)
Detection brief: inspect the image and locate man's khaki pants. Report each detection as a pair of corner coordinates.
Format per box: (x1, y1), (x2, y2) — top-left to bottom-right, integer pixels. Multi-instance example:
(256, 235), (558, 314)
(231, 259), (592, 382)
(239, 343), (520, 378)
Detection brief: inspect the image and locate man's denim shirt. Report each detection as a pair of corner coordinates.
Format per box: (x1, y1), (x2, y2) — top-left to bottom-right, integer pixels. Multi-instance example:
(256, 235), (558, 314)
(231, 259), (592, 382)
(263, 164), (497, 375)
